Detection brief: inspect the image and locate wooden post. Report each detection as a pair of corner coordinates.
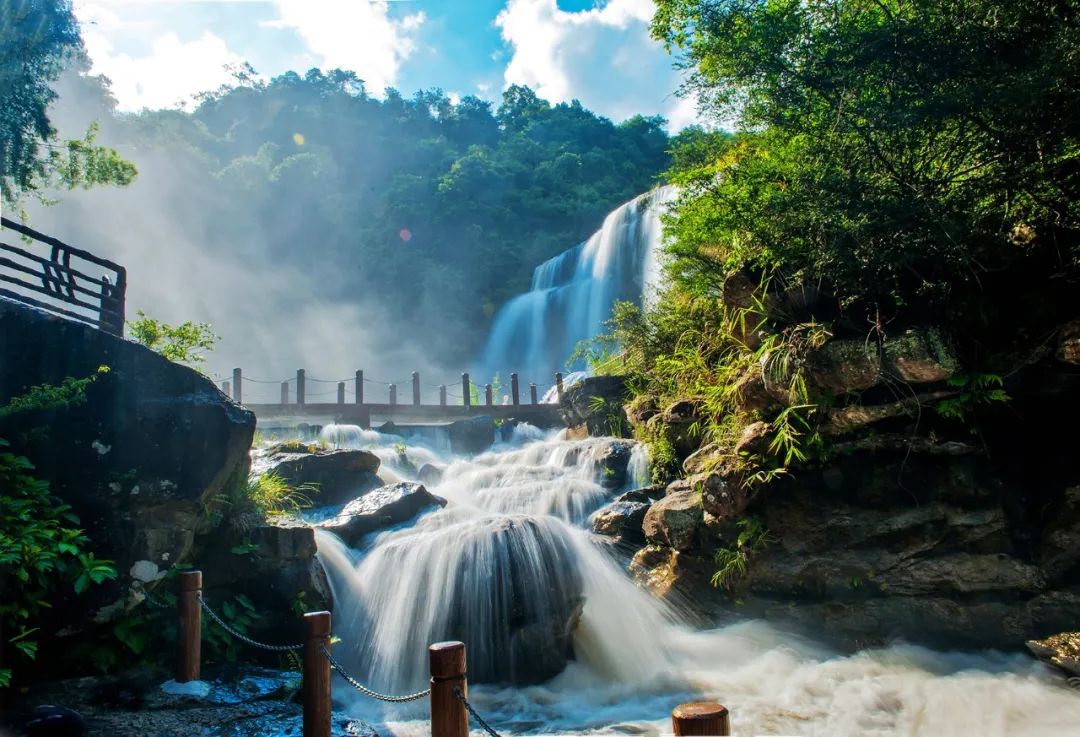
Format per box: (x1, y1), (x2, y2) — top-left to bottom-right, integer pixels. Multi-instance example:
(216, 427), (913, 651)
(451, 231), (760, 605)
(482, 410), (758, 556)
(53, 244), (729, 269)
(222, 380), (231, 397)
(390, 384), (397, 405)
(232, 368), (242, 404)
(555, 372), (564, 403)
(303, 611), (332, 737)
(355, 370), (364, 405)
(337, 382), (345, 405)
(462, 373), (471, 408)
(281, 381), (289, 405)
(530, 383), (538, 404)
(429, 641), (468, 737)
(413, 372), (421, 406)
(440, 385), (447, 406)
(511, 373), (520, 406)
(177, 570), (202, 683)
(297, 369), (306, 406)
(485, 384), (493, 406)
(672, 703), (730, 736)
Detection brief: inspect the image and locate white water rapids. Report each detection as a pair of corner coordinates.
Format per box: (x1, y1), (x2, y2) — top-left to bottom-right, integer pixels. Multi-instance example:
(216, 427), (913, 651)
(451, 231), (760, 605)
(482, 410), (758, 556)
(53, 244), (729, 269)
(306, 424), (1080, 736)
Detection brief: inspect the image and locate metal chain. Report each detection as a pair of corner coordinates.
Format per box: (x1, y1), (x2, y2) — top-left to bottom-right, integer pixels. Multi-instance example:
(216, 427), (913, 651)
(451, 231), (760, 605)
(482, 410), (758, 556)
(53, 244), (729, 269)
(320, 645), (430, 703)
(454, 686), (503, 737)
(140, 588), (170, 609)
(197, 595), (303, 652)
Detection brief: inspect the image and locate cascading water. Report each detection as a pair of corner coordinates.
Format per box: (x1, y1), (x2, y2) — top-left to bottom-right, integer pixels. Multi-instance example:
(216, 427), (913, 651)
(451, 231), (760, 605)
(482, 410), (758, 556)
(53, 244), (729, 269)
(475, 186), (677, 387)
(305, 424), (1080, 736)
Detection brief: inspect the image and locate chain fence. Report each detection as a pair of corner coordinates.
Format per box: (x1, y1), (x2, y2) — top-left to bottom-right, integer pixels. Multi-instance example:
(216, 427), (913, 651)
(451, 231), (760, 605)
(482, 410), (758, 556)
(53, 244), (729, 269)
(320, 645), (431, 703)
(454, 686), (503, 737)
(197, 595), (304, 652)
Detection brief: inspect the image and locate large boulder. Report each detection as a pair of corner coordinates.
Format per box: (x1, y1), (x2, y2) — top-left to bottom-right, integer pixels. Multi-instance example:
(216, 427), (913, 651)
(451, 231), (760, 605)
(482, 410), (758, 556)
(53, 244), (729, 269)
(882, 327), (959, 383)
(586, 439), (634, 489)
(591, 498), (651, 543)
(806, 339), (882, 395)
(0, 300), (254, 645)
(560, 376), (631, 436)
(1027, 631), (1080, 678)
(268, 449), (381, 507)
(642, 490), (703, 551)
(447, 415), (496, 455)
(316, 482), (447, 545)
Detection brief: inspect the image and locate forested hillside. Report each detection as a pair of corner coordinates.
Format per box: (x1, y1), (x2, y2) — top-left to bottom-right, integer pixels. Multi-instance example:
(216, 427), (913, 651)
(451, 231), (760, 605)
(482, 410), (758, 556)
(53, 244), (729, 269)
(39, 66), (675, 368)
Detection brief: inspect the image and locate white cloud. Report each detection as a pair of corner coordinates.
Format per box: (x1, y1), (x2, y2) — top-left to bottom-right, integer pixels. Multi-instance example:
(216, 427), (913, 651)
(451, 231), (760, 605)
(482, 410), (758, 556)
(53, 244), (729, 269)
(265, 0), (426, 93)
(495, 0), (700, 128)
(79, 26), (245, 111)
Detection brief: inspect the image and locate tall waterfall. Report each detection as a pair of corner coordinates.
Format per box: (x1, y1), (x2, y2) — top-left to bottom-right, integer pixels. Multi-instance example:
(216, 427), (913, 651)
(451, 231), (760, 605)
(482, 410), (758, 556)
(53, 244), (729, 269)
(475, 186), (677, 387)
(306, 425), (1080, 736)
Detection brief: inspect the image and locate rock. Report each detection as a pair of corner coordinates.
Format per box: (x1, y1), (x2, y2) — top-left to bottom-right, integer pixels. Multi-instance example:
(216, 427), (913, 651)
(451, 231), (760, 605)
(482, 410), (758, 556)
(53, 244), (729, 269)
(1058, 320), (1080, 365)
(25, 705), (86, 737)
(316, 483), (447, 545)
(591, 500), (650, 543)
(883, 327), (959, 383)
(1027, 631), (1080, 677)
(160, 680), (212, 699)
(734, 421), (771, 457)
(628, 546), (712, 599)
(646, 398), (707, 459)
(417, 462), (445, 486)
(269, 449), (382, 507)
(1039, 485), (1080, 583)
(642, 490), (703, 551)
(683, 443), (719, 475)
(587, 440), (634, 489)
(807, 339), (882, 395)
(560, 376), (631, 436)
(0, 300), (254, 653)
(732, 371), (777, 413)
(625, 394), (659, 427)
(694, 466), (754, 521)
(447, 415), (496, 455)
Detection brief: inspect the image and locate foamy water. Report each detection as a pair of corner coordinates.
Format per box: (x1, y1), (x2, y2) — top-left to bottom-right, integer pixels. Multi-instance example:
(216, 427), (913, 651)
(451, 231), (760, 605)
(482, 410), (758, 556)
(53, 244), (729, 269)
(302, 424), (1080, 736)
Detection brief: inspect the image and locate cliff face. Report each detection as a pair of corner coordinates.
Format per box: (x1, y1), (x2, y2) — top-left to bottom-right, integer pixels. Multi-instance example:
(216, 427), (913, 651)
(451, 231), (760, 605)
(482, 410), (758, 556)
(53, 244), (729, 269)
(605, 319), (1080, 650)
(0, 300), (257, 662)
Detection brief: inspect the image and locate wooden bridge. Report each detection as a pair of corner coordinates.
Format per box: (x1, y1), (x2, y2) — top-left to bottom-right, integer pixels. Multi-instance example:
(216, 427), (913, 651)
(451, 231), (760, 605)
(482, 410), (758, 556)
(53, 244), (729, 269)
(226, 369), (568, 428)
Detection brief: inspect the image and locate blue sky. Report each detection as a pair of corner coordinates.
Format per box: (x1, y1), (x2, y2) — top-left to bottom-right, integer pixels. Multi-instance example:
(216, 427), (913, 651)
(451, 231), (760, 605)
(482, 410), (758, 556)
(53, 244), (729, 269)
(73, 0), (701, 129)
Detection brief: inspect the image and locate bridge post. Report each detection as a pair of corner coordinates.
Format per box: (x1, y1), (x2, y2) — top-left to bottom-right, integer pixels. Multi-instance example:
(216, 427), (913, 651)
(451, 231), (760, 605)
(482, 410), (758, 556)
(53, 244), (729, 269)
(303, 611), (332, 737)
(485, 384), (493, 406)
(355, 370), (363, 405)
(337, 382), (345, 405)
(177, 570), (202, 683)
(672, 703), (730, 736)
(440, 385), (447, 406)
(389, 384), (397, 405)
(232, 368), (242, 404)
(297, 369), (306, 406)
(555, 372), (564, 403)
(511, 373), (520, 406)
(429, 641), (468, 737)
(413, 372), (421, 406)
(281, 381), (289, 405)
(462, 373), (471, 408)
(222, 380), (230, 397)
(530, 383), (538, 404)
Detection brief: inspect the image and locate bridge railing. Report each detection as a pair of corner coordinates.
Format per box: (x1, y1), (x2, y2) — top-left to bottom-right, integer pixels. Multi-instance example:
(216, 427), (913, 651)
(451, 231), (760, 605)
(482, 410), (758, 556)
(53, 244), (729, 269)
(221, 368), (567, 409)
(170, 569), (733, 737)
(0, 216), (126, 335)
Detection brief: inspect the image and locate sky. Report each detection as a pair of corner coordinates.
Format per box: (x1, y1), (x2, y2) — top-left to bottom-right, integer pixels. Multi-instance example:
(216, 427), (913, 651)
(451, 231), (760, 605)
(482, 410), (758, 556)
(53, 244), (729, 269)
(72, 0), (701, 129)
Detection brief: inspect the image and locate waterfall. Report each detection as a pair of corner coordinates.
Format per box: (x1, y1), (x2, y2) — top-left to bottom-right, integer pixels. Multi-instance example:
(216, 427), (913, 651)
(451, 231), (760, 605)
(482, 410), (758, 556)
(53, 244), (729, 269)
(475, 186), (677, 389)
(304, 427), (1080, 736)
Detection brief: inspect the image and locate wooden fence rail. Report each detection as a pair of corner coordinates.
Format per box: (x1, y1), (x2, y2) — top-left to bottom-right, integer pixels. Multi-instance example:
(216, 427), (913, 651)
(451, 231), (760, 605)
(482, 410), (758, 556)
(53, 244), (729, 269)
(0, 216), (126, 335)
(174, 569), (733, 737)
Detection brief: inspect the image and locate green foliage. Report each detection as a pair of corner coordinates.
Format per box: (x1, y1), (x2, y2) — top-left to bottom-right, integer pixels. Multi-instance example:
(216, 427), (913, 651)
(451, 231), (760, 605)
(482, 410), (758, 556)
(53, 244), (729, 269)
(0, 438), (116, 684)
(936, 373), (1009, 422)
(202, 593), (259, 663)
(652, 0), (1080, 314)
(0, 365), (108, 419)
(128, 310), (218, 367)
(0, 1), (135, 205)
(246, 472), (314, 519)
(711, 517), (772, 589)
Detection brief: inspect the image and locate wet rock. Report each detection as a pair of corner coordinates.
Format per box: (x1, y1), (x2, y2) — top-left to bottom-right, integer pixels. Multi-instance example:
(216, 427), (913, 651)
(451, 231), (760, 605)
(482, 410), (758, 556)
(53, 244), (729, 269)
(417, 462), (445, 486)
(25, 705), (85, 737)
(628, 546), (711, 599)
(1027, 631), (1080, 677)
(589, 440), (634, 489)
(1058, 320), (1080, 365)
(316, 483), (447, 545)
(807, 339), (882, 395)
(1039, 485), (1080, 583)
(447, 415), (495, 455)
(883, 327), (959, 383)
(591, 500), (650, 543)
(642, 490), (703, 551)
(269, 449), (382, 508)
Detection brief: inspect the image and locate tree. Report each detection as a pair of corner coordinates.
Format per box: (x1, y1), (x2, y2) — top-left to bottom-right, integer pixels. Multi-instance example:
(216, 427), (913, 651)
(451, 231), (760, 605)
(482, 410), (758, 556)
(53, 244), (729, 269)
(0, 0), (135, 206)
